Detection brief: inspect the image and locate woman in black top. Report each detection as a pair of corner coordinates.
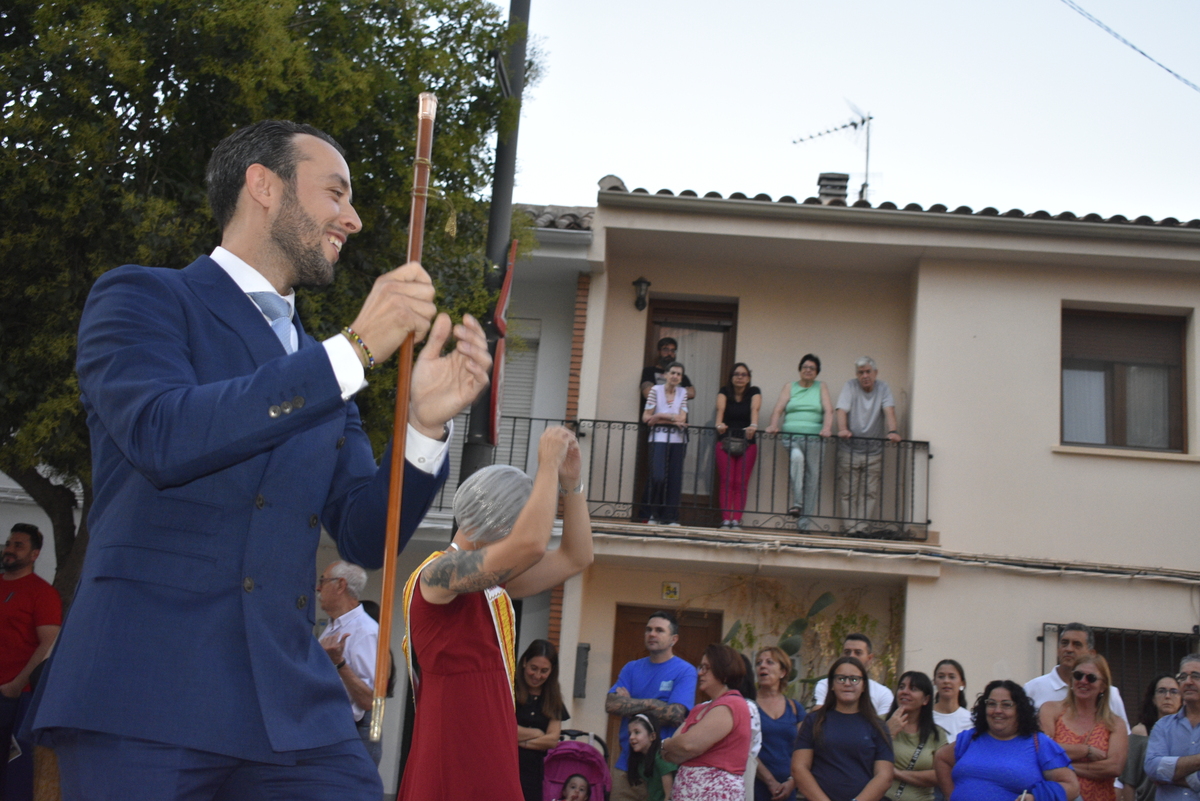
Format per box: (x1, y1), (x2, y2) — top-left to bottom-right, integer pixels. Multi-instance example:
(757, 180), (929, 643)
(714, 362), (761, 528)
(515, 639), (570, 801)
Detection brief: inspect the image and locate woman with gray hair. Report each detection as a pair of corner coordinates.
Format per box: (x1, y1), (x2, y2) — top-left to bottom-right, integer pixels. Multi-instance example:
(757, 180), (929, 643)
(398, 426), (593, 801)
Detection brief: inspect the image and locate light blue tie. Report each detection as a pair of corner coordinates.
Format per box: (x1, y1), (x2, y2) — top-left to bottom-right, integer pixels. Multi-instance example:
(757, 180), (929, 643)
(247, 291), (294, 354)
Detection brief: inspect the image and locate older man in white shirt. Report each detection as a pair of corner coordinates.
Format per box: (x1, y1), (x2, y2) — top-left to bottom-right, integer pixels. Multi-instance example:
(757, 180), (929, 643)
(318, 560), (381, 764)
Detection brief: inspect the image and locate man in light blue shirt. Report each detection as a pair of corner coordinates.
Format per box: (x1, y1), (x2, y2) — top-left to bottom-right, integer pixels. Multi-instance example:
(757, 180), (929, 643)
(1145, 654), (1200, 798)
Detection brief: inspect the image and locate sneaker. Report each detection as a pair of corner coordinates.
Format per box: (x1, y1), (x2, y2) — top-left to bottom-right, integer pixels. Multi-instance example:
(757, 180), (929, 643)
(665, 522), (681, 527)
(720, 520), (732, 528)
(730, 520), (741, 529)
(646, 517), (658, 525)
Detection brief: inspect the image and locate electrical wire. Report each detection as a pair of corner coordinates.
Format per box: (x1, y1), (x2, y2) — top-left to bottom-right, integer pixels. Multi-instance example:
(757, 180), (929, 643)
(1058, 0), (1200, 95)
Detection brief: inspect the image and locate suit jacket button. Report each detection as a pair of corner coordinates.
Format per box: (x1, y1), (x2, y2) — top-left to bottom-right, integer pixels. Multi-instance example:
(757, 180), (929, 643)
(309, 514), (319, 528)
(255, 494), (265, 509)
(280, 401), (293, 414)
(336, 437), (346, 449)
(243, 577), (254, 592)
(297, 595), (308, 609)
(268, 405), (282, 418)
(293, 396), (305, 409)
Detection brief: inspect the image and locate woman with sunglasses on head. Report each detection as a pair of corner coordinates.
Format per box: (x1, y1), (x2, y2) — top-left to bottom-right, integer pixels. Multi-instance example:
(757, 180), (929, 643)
(792, 656), (893, 801)
(1039, 655), (1127, 801)
(714, 362), (761, 528)
(1120, 673), (1181, 801)
(935, 680), (1078, 801)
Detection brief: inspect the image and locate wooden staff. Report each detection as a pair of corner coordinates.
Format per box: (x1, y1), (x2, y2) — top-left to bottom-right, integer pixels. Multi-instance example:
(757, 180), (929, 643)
(371, 91), (437, 742)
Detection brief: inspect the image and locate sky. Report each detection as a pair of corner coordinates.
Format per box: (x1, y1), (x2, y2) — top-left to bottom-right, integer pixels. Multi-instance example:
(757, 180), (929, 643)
(510, 0), (1200, 222)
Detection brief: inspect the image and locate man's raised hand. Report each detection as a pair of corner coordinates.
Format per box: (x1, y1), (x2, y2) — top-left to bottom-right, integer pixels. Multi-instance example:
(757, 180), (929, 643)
(348, 261), (437, 364)
(409, 313), (491, 438)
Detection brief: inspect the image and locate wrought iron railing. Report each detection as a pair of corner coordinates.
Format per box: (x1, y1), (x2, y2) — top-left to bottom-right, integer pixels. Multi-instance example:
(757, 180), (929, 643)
(432, 416), (932, 542)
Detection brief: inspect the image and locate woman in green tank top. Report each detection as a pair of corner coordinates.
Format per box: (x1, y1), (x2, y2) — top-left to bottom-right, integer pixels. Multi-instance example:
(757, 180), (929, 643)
(765, 354), (832, 531)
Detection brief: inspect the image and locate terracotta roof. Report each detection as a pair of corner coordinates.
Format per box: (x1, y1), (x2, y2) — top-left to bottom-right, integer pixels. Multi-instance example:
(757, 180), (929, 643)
(520, 204), (594, 231)
(597, 180), (1200, 229)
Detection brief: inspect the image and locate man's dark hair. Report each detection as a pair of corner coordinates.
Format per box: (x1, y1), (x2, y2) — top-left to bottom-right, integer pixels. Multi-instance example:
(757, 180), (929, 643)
(205, 120), (345, 232)
(10, 523), (42, 551)
(1060, 622), (1095, 650)
(845, 632), (873, 653)
(648, 610), (679, 636)
(657, 337), (678, 350)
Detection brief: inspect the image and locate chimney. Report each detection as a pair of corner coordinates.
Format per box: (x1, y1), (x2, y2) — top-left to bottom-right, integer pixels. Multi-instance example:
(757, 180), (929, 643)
(817, 172), (849, 205)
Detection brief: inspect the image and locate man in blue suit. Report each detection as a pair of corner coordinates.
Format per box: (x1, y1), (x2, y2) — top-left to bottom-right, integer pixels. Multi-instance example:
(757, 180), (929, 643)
(27, 120), (492, 799)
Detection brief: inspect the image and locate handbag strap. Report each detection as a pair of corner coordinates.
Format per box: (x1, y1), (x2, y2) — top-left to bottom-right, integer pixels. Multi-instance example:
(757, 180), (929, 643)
(892, 735), (928, 799)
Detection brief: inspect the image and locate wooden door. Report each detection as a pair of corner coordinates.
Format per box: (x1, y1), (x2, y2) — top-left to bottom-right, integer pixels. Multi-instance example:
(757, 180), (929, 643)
(634, 299), (739, 527)
(603, 604), (725, 766)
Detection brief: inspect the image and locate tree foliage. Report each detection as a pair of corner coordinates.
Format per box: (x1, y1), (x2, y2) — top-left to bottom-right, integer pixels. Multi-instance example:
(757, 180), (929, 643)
(0, 0), (523, 604)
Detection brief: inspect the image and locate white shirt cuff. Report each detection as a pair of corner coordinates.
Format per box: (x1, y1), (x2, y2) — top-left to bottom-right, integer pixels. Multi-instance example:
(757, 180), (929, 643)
(323, 335), (367, 400)
(406, 419), (452, 475)
(1186, 771), (1200, 794)
(1152, 756), (1179, 783)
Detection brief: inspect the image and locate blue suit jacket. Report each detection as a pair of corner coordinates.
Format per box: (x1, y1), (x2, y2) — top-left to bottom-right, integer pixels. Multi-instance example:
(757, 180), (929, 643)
(29, 256), (445, 760)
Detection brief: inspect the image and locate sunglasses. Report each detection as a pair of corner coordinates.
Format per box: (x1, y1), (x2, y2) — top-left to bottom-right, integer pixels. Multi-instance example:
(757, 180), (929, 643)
(1073, 670), (1100, 684)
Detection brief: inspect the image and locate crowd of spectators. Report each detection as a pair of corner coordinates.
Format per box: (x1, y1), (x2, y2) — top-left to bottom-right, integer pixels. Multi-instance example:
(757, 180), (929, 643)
(594, 616), (1199, 801)
(639, 342), (901, 534)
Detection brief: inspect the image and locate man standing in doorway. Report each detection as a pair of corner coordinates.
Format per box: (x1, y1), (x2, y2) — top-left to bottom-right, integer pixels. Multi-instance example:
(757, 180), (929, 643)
(1, 524), (62, 796)
(606, 611), (698, 801)
(835, 357), (901, 534)
(640, 337), (695, 401)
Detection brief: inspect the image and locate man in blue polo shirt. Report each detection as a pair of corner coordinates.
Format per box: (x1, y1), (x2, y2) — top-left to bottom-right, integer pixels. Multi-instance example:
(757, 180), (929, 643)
(605, 610), (697, 801)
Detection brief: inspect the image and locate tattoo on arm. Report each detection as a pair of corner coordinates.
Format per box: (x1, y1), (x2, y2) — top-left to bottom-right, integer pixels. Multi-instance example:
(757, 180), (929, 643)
(660, 703), (688, 726)
(605, 693), (670, 718)
(421, 549), (513, 595)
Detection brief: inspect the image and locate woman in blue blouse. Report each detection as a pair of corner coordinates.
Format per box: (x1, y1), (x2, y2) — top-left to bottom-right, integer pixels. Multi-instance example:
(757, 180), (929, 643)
(935, 680), (1079, 801)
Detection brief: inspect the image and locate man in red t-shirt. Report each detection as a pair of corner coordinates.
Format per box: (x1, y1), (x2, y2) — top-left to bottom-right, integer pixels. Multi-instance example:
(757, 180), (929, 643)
(1, 523), (62, 793)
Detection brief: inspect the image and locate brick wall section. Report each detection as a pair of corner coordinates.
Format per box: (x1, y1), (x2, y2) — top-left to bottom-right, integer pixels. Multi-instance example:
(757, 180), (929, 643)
(548, 583), (564, 648)
(564, 273), (590, 422)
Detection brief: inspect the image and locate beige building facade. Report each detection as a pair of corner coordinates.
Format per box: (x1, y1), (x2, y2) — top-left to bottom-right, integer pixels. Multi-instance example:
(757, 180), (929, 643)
(545, 181), (1200, 745)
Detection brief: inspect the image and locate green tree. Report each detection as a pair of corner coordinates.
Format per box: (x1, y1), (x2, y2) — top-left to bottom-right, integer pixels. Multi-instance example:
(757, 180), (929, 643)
(0, 0), (525, 606)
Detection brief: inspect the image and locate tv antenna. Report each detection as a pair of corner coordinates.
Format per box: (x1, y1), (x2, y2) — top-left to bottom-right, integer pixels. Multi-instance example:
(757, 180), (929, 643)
(793, 101), (873, 201)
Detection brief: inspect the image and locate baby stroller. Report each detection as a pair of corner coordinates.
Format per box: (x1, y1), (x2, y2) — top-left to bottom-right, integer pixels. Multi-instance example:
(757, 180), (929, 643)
(543, 729), (611, 801)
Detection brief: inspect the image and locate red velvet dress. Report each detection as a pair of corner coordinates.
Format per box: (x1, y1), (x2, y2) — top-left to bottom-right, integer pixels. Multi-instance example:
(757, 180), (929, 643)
(397, 584), (522, 800)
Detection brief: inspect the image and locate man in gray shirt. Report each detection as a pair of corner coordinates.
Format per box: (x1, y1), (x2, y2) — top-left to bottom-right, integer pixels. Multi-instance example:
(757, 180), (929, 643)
(835, 357), (900, 533)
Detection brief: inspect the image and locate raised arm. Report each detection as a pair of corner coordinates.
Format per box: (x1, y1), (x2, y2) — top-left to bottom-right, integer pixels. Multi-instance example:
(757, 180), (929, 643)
(419, 427), (571, 604)
(506, 435), (593, 599)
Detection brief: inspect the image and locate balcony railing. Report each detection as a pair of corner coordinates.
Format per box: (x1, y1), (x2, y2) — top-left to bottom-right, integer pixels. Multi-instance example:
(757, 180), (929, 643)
(433, 416), (932, 542)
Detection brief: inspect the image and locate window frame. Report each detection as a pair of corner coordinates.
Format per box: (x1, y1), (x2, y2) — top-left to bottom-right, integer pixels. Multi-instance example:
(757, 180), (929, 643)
(1060, 308), (1188, 453)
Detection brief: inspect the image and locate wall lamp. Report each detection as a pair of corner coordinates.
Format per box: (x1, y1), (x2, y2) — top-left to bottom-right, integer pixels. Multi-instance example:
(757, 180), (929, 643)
(632, 277), (651, 311)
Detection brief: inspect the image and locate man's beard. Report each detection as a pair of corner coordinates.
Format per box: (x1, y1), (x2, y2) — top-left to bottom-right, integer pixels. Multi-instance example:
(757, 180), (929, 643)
(2, 556), (24, 573)
(271, 184), (335, 288)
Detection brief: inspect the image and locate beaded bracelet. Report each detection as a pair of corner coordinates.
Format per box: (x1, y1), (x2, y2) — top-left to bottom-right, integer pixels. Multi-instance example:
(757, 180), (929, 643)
(341, 326), (375, 371)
